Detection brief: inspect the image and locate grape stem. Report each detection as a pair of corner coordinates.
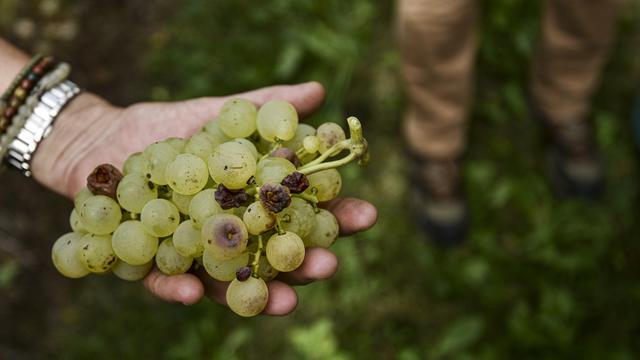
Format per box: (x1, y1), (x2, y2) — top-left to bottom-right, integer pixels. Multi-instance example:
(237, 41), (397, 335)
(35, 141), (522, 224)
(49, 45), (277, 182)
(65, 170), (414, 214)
(275, 216), (286, 235)
(295, 147), (306, 157)
(299, 140), (350, 170)
(292, 192), (318, 205)
(297, 117), (367, 175)
(260, 140), (283, 161)
(298, 151), (358, 175)
(295, 146), (316, 160)
(251, 234), (263, 276)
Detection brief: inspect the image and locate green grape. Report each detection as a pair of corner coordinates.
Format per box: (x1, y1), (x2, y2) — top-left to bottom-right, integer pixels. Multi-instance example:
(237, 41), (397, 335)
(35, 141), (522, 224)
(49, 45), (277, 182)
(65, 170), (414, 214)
(243, 201), (276, 235)
(73, 187), (93, 209)
(171, 191), (193, 215)
(155, 238), (193, 275)
(256, 255), (279, 281)
(165, 154), (209, 195)
(173, 220), (204, 258)
(112, 220), (159, 265)
(255, 134), (274, 154)
(255, 157), (296, 186)
(217, 98), (258, 138)
(203, 121), (231, 144)
(69, 209), (89, 234)
(303, 135), (320, 154)
(278, 197), (315, 238)
(112, 259), (153, 281)
(232, 138), (259, 159)
(202, 250), (249, 281)
(256, 100), (298, 142)
(184, 132), (216, 162)
(208, 141), (257, 190)
(189, 189), (226, 227)
(283, 123), (315, 151)
(163, 137), (186, 152)
(316, 122), (346, 154)
(143, 142), (178, 185)
(79, 195), (122, 235)
(303, 209), (339, 248)
(122, 152), (151, 176)
(306, 169), (342, 202)
(141, 199), (180, 237)
(226, 277), (269, 317)
(116, 173), (158, 213)
(201, 214), (248, 260)
(265, 231), (305, 272)
(51, 232), (89, 278)
(79, 233), (117, 273)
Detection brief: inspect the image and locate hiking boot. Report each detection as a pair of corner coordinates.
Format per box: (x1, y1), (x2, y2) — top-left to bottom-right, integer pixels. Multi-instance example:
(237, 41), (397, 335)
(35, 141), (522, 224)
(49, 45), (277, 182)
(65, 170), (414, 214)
(544, 119), (605, 199)
(409, 157), (469, 246)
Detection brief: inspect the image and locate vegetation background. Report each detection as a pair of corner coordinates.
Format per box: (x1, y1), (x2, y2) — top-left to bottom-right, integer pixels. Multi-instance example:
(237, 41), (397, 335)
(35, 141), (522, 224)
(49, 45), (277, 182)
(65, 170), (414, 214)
(1, 0), (639, 359)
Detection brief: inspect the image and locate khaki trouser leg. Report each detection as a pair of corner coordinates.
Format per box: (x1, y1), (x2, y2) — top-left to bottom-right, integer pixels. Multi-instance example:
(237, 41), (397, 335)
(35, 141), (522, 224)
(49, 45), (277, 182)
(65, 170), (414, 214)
(398, 0), (478, 160)
(531, 0), (625, 125)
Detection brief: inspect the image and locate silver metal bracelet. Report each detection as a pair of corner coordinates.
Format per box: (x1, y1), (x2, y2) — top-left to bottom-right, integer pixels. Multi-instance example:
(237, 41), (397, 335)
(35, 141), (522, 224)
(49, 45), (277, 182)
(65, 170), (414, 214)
(0, 63), (71, 158)
(5, 80), (81, 177)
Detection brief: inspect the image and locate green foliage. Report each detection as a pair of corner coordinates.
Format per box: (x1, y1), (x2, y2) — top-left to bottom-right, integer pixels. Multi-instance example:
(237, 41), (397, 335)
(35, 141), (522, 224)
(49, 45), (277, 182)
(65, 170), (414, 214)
(289, 319), (348, 360)
(145, 0), (378, 120)
(3, 0), (640, 358)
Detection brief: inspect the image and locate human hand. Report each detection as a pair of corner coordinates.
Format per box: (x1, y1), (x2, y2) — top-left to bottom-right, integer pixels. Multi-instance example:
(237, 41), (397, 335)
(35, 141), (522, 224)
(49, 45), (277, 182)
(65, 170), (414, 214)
(32, 82), (377, 315)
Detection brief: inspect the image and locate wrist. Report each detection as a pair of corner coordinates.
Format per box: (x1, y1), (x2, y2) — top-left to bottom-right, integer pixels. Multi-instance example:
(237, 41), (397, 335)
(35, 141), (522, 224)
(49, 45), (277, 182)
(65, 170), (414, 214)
(31, 92), (121, 198)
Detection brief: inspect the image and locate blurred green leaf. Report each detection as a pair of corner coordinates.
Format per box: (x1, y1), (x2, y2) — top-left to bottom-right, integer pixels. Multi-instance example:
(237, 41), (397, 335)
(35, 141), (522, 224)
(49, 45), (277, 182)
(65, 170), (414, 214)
(430, 316), (485, 359)
(289, 319), (348, 360)
(0, 260), (18, 288)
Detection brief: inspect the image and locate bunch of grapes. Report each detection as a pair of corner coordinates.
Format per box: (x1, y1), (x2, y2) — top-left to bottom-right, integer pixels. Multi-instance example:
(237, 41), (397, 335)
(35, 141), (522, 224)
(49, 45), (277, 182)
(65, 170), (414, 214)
(51, 98), (368, 317)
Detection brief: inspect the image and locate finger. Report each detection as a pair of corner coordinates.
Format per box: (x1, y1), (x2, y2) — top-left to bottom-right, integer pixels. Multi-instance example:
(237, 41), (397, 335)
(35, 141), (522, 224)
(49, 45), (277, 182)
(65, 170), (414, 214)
(262, 280), (299, 315)
(180, 81), (326, 122)
(229, 81), (326, 118)
(323, 197), (378, 236)
(197, 268), (299, 316)
(143, 267), (205, 305)
(277, 248), (338, 286)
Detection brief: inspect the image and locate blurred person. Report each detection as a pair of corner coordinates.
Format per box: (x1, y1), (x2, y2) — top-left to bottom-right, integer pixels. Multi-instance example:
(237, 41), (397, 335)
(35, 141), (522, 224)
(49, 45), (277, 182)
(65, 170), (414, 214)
(398, 0), (625, 245)
(0, 38), (377, 314)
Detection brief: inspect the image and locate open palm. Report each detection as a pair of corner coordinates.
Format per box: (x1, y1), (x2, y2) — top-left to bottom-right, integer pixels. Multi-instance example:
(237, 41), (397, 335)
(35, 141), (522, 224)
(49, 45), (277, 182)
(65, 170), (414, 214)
(36, 82), (377, 315)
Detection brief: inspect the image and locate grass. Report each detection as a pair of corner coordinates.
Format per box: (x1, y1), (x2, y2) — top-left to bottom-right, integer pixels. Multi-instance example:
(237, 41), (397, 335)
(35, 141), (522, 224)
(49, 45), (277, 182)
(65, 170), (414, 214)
(1, 0), (640, 358)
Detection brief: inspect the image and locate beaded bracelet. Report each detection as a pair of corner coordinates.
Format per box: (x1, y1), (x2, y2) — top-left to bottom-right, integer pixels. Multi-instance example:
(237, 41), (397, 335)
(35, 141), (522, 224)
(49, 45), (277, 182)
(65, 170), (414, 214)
(0, 56), (56, 134)
(0, 55), (43, 127)
(0, 62), (71, 160)
(0, 54), (43, 102)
